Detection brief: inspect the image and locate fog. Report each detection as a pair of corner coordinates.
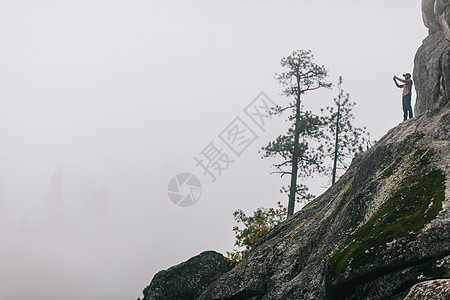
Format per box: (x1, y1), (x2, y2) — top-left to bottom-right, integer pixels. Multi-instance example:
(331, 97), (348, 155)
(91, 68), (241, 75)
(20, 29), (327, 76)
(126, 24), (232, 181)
(0, 1), (427, 299)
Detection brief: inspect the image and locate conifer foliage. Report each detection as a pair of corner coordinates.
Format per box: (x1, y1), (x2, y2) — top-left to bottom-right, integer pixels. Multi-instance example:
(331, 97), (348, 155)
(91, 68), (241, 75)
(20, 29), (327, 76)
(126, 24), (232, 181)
(227, 55), (374, 267)
(323, 76), (372, 185)
(261, 50), (331, 216)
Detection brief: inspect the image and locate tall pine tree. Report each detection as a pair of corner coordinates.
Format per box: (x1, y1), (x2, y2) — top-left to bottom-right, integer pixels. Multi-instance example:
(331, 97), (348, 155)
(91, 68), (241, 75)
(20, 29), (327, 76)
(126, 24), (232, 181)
(261, 50), (331, 216)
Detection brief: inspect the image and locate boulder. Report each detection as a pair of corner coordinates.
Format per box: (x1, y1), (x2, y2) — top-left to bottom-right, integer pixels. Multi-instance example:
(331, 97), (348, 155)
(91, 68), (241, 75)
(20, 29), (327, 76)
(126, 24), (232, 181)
(404, 279), (450, 299)
(413, 1), (450, 116)
(141, 251), (232, 300)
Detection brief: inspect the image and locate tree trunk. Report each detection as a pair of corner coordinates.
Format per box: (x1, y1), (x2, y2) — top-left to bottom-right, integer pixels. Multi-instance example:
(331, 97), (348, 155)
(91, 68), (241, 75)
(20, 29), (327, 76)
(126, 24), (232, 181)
(288, 76), (302, 216)
(331, 105), (340, 185)
(332, 79), (342, 185)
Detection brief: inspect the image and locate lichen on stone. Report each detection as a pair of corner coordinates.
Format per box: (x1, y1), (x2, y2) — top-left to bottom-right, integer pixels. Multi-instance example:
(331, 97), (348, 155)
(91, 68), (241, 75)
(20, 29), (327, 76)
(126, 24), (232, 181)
(326, 134), (446, 297)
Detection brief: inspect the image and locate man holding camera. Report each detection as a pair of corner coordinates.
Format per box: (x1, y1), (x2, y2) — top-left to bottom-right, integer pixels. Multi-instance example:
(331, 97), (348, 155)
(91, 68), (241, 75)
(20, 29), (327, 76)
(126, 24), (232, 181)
(393, 73), (414, 121)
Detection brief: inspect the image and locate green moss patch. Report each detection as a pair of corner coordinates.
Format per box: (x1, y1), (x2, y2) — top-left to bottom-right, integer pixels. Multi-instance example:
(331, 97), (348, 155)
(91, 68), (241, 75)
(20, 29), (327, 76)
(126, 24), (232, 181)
(286, 186), (354, 281)
(327, 144), (445, 283)
(378, 133), (425, 180)
(329, 185), (353, 221)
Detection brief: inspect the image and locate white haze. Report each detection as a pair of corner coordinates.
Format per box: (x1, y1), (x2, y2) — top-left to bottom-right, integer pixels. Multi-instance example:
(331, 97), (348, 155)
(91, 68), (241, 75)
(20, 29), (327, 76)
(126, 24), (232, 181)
(0, 1), (427, 299)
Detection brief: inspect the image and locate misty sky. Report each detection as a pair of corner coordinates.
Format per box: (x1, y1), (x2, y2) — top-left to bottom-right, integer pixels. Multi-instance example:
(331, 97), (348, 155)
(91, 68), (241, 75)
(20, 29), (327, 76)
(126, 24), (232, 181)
(0, 1), (428, 299)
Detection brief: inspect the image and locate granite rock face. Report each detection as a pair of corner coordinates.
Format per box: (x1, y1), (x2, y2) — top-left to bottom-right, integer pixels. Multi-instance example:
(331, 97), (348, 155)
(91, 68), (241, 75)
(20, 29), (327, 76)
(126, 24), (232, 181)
(404, 279), (450, 299)
(195, 105), (449, 300)
(413, 0), (450, 116)
(139, 3), (450, 298)
(140, 107), (449, 299)
(422, 0), (450, 40)
(141, 251), (231, 300)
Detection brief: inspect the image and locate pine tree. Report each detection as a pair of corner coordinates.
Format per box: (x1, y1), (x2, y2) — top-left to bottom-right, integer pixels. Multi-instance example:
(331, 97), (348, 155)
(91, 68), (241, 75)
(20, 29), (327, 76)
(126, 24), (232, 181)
(261, 50), (331, 216)
(323, 76), (372, 185)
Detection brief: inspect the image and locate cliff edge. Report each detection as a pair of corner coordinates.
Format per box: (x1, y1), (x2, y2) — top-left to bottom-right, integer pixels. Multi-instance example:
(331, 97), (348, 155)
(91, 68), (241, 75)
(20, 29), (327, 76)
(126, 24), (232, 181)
(193, 105), (449, 300)
(141, 104), (449, 300)
(140, 1), (450, 299)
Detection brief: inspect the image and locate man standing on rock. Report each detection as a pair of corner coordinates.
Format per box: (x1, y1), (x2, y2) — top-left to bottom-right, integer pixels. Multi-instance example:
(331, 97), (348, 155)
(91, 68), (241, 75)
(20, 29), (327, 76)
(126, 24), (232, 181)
(393, 73), (414, 121)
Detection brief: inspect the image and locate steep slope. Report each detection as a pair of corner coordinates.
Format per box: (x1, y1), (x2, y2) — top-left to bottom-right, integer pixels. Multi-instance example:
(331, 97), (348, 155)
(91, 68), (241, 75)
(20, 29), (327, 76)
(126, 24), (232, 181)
(140, 2), (450, 298)
(196, 105), (449, 300)
(140, 105), (449, 300)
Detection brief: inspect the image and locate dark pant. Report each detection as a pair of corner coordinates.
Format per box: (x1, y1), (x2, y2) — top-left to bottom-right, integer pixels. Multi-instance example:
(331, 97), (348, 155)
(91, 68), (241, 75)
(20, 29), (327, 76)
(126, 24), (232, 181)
(402, 94), (413, 121)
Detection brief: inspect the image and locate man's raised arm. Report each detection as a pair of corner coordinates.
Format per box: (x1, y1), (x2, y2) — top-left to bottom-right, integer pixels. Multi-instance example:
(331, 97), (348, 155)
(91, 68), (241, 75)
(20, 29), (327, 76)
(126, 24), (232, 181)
(393, 76), (404, 88)
(394, 76), (406, 83)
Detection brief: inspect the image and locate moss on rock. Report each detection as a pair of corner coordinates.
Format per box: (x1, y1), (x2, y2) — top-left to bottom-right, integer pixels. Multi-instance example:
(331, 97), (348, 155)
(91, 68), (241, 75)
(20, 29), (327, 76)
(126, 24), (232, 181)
(328, 169), (444, 278)
(327, 134), (445, 291)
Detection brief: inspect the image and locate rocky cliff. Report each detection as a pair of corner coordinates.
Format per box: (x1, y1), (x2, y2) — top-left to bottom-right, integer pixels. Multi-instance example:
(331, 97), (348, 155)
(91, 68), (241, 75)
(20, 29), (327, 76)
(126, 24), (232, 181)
(195, 105), (449, 300)
(140, 2), (450, 299)
(413, 0), (450, 115)
(140, 105), (449, 300)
